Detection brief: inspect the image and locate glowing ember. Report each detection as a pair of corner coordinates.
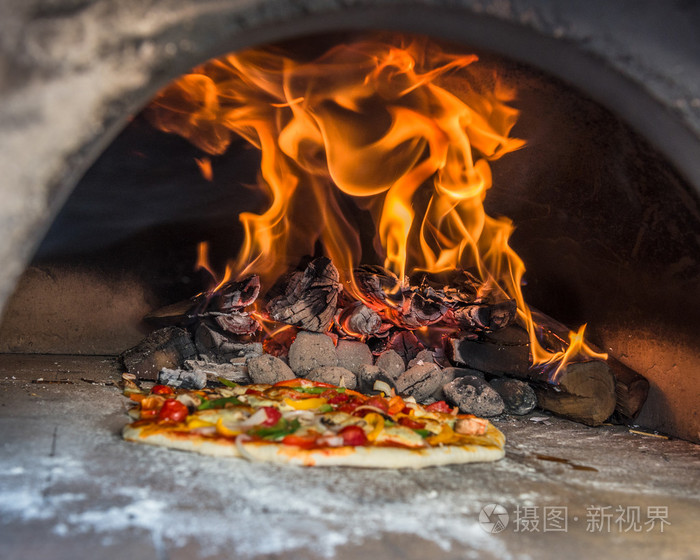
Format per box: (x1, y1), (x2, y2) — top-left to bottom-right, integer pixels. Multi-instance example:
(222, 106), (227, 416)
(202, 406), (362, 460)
(146, 34), (605, 369)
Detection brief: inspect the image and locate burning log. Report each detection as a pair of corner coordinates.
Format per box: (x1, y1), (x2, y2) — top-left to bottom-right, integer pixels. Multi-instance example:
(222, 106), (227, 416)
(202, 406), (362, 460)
(120, 327), (197, 379)
(446, 325), (617, 426)
(336, 302), (383, 337)
(212, 311), (261, 336)
(212, 275), (260, 311)
(267, 257), (341, 332)
(530, 310), (649, 423)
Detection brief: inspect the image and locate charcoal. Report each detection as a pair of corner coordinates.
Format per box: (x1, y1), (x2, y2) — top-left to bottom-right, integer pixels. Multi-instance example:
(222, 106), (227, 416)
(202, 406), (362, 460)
(195, 322), (262, 362)
(395, 363), (443, 403)
(442, 375), (504, 417)
(357, 364), (398, 395)
(121, 327), (197, 379)
(431, 367), (484, 400)
(247, 354), (296, 385)
(306, 366), (358, 390)
(335, 339), (373, 374)
(375, 349), (405, 381)
(385, 330), (424, 364)
(158, 367), (207, 390)
(184, 359), (251, 384)
(489, 377), (537, 415)
(288, 331), (338, 376)
(407, 349), (436, 369)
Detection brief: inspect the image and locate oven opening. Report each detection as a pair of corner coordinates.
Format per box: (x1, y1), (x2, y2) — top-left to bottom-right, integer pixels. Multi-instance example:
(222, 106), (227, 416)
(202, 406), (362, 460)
(1, 24), (698, 560)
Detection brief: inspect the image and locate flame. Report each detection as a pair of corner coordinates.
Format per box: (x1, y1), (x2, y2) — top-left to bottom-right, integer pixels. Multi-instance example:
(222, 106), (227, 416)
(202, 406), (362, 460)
(195, 157), (213, 181)
(147, 34), (602, 367)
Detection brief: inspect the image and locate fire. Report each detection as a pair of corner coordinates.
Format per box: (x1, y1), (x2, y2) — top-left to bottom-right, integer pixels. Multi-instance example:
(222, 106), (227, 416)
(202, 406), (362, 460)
(147, 34), (604, 368)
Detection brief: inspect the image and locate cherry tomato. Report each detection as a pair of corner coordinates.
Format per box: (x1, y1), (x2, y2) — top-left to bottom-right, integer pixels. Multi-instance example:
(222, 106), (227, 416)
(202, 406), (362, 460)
(261, 406), (281, 427)
(398, 416), (426, 429)
(151, 385), (175, 396)
(157, 399), (188, 422)
(425, 400), (452, 413)
(339, 425), (368, 446)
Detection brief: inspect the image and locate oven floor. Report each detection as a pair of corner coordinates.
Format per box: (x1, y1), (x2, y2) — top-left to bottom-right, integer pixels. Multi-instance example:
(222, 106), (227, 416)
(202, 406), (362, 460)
(0, 354), (697, 560)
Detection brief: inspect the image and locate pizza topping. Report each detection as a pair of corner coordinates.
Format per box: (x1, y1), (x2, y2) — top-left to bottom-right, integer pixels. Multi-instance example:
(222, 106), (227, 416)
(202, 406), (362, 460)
(453, 416), (489, 435)
(425, 400), (452, 414)
(338, 425), (368, 446)
(397, 416), (426, 430)
(151, 384), (175, 396)
(284, 397), (328, 410)
(363, 412), (386, 441)
(261, 406), (282, 426)
(198, 395), (243, 410)
(157, 399), (189, 423)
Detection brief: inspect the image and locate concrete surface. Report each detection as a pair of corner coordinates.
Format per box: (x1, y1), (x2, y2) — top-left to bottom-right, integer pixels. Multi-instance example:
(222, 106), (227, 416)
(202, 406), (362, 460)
(0, 354), (698, 560)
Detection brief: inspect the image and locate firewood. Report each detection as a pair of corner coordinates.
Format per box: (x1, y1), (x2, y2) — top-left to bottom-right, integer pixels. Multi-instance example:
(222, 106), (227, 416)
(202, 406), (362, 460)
(212, 311), (261, 336)
(336, 302), (383, 337)
(266, 257), (341, 332)
(120, 327), (197, 380)
(530, 309), (649, 422)
(446, 325), (617, 425)
(210, 275), (260, 312)
(143, 293), (208, 327)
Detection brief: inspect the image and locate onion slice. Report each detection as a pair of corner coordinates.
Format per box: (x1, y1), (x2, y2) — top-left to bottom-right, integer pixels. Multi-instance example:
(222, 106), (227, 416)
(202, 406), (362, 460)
(238, 408), (269, 428)
(373, 380), (394, 397)
(235, 434), (259, 462)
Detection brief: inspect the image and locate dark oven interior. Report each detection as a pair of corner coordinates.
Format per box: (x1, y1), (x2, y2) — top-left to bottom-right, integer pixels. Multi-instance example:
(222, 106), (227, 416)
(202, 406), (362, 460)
(0, 2), (699, 559)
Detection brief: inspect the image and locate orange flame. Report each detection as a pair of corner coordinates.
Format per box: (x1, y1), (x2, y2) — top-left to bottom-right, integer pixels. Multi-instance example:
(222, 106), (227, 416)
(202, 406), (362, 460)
(148, 35), (602, 367)
(195, 157), (213, 181)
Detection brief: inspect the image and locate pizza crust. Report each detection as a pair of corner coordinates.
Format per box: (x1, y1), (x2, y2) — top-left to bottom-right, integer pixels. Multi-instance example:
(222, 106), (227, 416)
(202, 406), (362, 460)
(122, 423), (505, 468)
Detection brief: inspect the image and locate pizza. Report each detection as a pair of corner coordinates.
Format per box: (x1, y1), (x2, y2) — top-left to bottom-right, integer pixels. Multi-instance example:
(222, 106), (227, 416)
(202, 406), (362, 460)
(121, 377), (505, 468)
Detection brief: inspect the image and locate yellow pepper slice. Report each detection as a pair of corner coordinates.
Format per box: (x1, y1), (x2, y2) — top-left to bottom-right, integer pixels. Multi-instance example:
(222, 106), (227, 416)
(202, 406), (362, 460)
(187, 416), (215, 430)
(283, 397), (327, 410)
(364, 412), (385, 442)
(216, 417), (241, 437)
(426, 422), (455, 445)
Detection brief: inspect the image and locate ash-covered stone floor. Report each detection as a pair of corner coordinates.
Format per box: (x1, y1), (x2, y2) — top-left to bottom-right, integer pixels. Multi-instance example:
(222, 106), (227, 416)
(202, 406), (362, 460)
(0, 354), (698, 560)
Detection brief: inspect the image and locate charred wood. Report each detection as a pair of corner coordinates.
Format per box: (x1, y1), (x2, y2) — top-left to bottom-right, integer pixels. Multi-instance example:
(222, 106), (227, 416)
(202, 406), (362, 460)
(267, 257), (341, 332)
(446, 325), (616, 425)
(121, 327), (197, 380)
(530, 309), (649, 423)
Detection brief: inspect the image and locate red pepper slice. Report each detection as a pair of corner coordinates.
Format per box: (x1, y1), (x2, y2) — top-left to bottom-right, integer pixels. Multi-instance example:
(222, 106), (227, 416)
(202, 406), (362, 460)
(326, 392), (350, 405)
(157, 399), (188, 422)
(261, 406), (282, 427)
(273, 378), (335, 388)
(339, 425), (368, 446)
(364, 395), (390, 413)
(425, 400), (452, 414)
(151, 385), (175, 396)
(398, 416), (426, 429)
(281, 434), (319, 449)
